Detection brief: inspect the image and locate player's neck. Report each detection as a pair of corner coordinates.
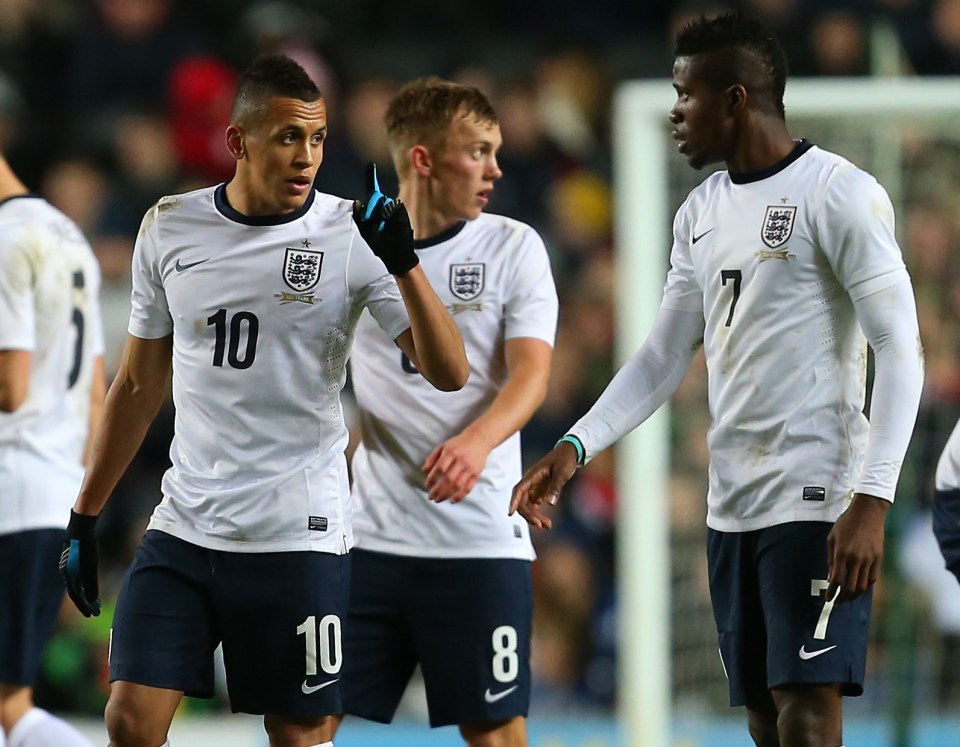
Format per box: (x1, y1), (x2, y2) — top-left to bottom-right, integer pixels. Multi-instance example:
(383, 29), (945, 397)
(726, 121), (796, 175)
(0, 157), (29, 202)
(398, 183), (461, 242)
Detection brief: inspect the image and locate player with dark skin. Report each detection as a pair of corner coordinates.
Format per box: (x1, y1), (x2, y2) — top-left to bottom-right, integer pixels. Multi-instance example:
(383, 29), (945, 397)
(511, 16), (900, 747)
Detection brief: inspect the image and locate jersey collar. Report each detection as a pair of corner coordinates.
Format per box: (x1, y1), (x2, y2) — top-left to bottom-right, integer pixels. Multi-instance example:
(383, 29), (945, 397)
(214, 183), (316, 225)
(0, 193), (40, 210)
(414, 220), (467, 249)
(729, 139), (814, 185)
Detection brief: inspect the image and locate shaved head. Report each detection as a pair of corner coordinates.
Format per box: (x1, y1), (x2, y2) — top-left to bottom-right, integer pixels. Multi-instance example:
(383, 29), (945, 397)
(231, 54), (322, 129)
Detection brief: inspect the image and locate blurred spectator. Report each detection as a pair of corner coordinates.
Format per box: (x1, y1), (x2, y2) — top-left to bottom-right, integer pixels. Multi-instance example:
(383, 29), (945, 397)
(64, 0), (205, 148)
(808, 9), (870, 75)
(313, 75), (399, 199)
(167, 56), (237, 184)
(535, 41), (614, 174)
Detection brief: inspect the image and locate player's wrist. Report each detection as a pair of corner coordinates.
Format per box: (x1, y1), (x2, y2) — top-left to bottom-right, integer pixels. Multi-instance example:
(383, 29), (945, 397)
(385, 251), (419, 277)
(555, 434), (586, 467)
(66, 509), (99, 539)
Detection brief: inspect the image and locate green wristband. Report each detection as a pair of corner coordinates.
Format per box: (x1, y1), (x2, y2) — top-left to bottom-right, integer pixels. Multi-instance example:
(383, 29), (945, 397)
(556, 434), (586, 467)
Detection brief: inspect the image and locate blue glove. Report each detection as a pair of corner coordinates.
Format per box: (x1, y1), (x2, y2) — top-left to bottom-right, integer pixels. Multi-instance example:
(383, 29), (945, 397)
(59, 510), (101, 617)
(353, 162), (418, 277)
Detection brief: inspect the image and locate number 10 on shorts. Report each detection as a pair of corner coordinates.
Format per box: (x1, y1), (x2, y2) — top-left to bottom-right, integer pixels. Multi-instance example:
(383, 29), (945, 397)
(297, 615), (343, 675)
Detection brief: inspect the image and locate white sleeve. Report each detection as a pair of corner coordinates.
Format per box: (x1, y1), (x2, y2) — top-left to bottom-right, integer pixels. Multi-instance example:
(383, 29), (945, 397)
(346, 224), (409, 341)
(128, 203), (173, 339)
(854, 277), (924, 501)
(568, 306), (704, 463)
(0, 236), (35, 350)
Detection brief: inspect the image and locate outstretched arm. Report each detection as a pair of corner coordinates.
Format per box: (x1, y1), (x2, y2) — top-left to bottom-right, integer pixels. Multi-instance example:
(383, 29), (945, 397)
(510, 305), (704, 528)
(424, 337), (553, 502)
(827, 278), (923, 603)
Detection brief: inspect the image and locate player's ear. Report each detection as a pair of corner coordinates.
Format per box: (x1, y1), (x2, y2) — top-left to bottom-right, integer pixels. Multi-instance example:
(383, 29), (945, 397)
(726, 85), (746, 113)
(226, 125), (245, 161)
(410, 145), (431, 177)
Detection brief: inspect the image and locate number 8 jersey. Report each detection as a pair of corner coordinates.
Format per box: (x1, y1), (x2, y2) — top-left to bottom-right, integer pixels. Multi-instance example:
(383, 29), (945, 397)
(129, 186), (410, 554)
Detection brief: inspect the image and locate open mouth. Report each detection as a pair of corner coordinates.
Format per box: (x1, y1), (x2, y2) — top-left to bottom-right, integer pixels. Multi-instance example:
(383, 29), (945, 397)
(288, 176), (313, 193)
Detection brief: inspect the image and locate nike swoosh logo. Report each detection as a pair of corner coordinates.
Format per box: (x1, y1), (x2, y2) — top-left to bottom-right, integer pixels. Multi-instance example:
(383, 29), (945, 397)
(175, 258), (209, 272)
(799, 644), (837, 660)
(301, 678), (339, 694)
(484, 685), (519, 703)
(692, 228), (714, 244)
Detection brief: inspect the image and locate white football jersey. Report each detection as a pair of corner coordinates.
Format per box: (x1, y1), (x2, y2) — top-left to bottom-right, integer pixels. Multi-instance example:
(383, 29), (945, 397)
(350, 214), (558, 558)
(663, 142), (910, 531)
(936, 420), (960, 493)
(0, 195), (104, 534)
(130, 186), (410, 553)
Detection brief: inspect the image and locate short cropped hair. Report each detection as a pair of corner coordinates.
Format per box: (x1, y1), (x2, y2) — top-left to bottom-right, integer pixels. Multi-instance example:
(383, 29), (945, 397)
(230, 54), (321, 127)
(385, 77), (498, 174)
(674, 12), (788, 119)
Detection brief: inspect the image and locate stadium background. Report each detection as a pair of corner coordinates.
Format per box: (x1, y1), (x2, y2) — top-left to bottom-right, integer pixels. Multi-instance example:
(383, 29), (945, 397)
(5, 0), (960, 744)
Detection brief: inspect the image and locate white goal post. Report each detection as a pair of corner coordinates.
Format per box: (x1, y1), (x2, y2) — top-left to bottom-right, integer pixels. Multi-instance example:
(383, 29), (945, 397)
(612, 78), (960, 747)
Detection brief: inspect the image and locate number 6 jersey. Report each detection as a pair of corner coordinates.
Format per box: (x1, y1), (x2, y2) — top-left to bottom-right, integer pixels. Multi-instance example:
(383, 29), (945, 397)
(0, 195), (104, 534)
(349, 213), (558, 559)
(129, 186), (410, 554)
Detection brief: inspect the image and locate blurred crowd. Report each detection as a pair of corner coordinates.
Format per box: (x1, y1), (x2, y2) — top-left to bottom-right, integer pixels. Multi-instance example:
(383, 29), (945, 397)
(6, 0), (960, 722)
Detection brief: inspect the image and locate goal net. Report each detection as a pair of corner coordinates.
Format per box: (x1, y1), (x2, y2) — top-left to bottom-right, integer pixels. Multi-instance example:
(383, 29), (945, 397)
(613, 78), (960, 746)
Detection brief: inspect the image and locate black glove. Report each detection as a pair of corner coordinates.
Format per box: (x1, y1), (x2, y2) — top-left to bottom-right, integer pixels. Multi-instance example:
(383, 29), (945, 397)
(353, 162), (418, 277)
(59, 510), (101, 617)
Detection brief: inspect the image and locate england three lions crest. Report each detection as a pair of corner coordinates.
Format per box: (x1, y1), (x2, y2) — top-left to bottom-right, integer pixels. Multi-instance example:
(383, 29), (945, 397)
(761, 205), (796, 248)
(450, 263), (485, 301)
(283, 248), (323, 292)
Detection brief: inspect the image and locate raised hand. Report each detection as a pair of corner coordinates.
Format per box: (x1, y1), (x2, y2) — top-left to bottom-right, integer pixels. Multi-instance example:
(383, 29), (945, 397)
(352, 162), (418, 277)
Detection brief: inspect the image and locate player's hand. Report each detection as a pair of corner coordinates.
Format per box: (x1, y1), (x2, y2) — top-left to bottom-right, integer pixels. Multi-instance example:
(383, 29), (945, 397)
(826, 493), (889, 605)
(59, 510), (101, 617)
(423, 432), (491, 503)
(353, 162), (418, 277)
(508, 442), (579, 529)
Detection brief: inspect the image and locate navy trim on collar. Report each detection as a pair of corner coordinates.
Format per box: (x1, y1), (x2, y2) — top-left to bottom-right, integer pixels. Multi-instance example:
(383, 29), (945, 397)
(729, 139), (814, 185)
(414, 221), (467, 249)
(214, 183), (315, 225)
(0, 193), (41, 210)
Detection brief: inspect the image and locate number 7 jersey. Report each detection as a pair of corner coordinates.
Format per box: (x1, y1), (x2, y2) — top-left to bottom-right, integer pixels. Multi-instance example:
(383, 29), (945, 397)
(129, 186), (411, 553)
(662, 141), (911, 532)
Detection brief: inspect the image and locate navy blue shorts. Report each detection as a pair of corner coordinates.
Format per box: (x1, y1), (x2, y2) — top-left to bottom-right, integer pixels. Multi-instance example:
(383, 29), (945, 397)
(707, 522), (871, 708)
(933, 488), (960, 582)
(341, 549), (532, 728)
(110, 530), (350, 716)
(0, 529), (65, 686)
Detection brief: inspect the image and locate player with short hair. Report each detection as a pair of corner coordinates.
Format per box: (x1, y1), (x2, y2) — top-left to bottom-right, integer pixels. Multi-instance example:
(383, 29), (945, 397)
(0, 150), (104, 747)
(58, 55), (468, 747)
(510, 13), (924, 747)
(335, 77), (558, 747)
